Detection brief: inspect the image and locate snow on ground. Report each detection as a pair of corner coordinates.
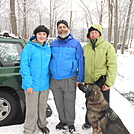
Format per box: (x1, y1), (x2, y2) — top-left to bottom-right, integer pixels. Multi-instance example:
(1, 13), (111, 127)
(114, 50), (134, 93)
(110, 88), (134, 134)
(0, 50), (134, 134)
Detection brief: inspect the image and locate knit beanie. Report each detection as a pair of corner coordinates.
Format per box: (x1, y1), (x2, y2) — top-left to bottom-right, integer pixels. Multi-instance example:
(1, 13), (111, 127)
(57, 20), (69, 28)
(87, 27), (101, 39)
(33, 25), (49, 37)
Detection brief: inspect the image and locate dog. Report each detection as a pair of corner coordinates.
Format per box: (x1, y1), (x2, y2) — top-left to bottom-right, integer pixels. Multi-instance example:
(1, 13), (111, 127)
(78, 84), (130, 134)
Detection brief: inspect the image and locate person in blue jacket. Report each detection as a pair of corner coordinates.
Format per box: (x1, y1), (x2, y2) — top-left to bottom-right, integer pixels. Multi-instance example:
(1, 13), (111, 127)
(20, 25), (51, 134)
(50, 20), (84, 133)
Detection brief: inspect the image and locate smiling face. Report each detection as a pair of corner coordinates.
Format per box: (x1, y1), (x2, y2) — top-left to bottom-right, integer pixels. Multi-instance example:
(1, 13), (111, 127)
(57, 23), (69, 38)
(36, 32), (47, 45)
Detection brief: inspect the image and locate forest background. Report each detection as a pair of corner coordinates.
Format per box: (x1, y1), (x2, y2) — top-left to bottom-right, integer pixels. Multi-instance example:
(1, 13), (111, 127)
(0, 0), (134, 54)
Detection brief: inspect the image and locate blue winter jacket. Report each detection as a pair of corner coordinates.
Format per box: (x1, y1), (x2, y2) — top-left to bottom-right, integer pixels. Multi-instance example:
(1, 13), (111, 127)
(19, 36), (51, 91)
(50, 34), (84, 82)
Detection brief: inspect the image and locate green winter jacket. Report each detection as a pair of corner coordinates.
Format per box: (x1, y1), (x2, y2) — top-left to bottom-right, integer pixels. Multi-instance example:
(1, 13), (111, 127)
(83, 24), (117, 87)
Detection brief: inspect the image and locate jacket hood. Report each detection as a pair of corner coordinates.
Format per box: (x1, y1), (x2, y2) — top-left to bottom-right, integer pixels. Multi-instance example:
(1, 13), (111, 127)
(89, 24), (103, 35)
(87, 24), (104, 47)
(28, 36), (47, 48)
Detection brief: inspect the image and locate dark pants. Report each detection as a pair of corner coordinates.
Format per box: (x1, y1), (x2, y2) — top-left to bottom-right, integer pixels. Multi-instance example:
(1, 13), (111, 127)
(50, 77), (76, 125)
(85, 75), (110, 125)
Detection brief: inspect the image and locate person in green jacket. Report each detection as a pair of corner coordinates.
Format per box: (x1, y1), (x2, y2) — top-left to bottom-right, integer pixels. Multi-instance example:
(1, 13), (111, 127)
(81, 24), (117, 129)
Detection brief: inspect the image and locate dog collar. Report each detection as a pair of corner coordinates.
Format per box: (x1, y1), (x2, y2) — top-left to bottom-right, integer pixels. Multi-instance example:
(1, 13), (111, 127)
(87, 100), (104, 105)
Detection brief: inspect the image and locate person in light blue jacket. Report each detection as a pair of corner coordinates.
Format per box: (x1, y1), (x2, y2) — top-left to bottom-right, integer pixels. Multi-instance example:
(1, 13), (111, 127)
(50, 20), (84, 133)
(20, 25), (51, 134)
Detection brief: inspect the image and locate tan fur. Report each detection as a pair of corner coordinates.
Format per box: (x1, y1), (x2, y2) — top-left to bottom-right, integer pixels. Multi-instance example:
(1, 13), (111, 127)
(85, 84), (130, 134)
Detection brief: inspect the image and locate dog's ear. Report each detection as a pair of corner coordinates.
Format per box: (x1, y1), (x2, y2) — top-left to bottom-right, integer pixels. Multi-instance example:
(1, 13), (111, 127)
(78, 84), (87, 93)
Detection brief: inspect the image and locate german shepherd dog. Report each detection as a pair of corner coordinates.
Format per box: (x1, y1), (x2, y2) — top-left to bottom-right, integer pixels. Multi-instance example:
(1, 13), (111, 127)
(78, 84), (130, 134)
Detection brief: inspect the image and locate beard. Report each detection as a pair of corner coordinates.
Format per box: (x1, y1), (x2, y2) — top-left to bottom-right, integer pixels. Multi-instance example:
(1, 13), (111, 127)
(58, 30), (70, 39)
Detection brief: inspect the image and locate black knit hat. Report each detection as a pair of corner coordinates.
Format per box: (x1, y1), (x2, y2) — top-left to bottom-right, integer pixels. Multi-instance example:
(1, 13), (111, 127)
(57, 20), (69, 28)
(87, 27), (101, 38)
(33, 25), (49, 37)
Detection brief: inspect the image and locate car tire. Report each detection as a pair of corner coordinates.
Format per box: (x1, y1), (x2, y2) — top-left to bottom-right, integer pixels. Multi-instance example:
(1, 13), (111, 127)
(0, 91), (18, 126)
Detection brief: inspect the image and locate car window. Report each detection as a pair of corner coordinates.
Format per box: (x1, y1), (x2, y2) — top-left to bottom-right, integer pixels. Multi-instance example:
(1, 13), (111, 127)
(0, 42), (23, 67)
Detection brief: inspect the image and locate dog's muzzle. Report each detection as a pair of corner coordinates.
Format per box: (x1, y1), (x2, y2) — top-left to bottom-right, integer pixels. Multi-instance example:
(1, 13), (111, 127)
(78, 84), (92, 98)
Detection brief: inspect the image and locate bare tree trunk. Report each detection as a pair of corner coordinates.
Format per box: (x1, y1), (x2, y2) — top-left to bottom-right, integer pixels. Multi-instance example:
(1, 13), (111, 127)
(129, 14), (134, 48)
(129, 29), (133, 48)
(10, 0), (17, 35)
(96, 0), (106, 25)
(127, 15), (133, 49)
(118, 1), (126, 43)
(79, 6), (89, 29)
(113, 0), (118, 52)
(99, 1), (103, 25)
(49, 0), (67, 37)
(69, 0), (73, 31)
(16, 0), (21, 36)
(108, 0), (113, 42)
(127, 27), (131, 48)
(121, 0), (133, 54)
(23, 0), (27, 39)
(69, 10), (73, 31)
(53, 11), (57, 37)
(119, 16), (125, 43)
(80, 0), (93, 25)
(50, 0), (53, 37)
(49, 0), (58, 37)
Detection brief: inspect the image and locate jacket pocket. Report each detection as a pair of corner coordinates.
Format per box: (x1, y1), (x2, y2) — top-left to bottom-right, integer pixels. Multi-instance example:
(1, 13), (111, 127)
(71, 60), (77, 74)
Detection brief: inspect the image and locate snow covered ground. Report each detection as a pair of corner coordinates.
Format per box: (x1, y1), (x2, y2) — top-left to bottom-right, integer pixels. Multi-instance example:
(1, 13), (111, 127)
(0, 49), (134, 134)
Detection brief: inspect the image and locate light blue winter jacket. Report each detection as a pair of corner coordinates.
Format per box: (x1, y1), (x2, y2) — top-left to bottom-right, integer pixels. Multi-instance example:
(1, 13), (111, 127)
(50, 34), (84, 82)
(19, 36), (51, 91)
